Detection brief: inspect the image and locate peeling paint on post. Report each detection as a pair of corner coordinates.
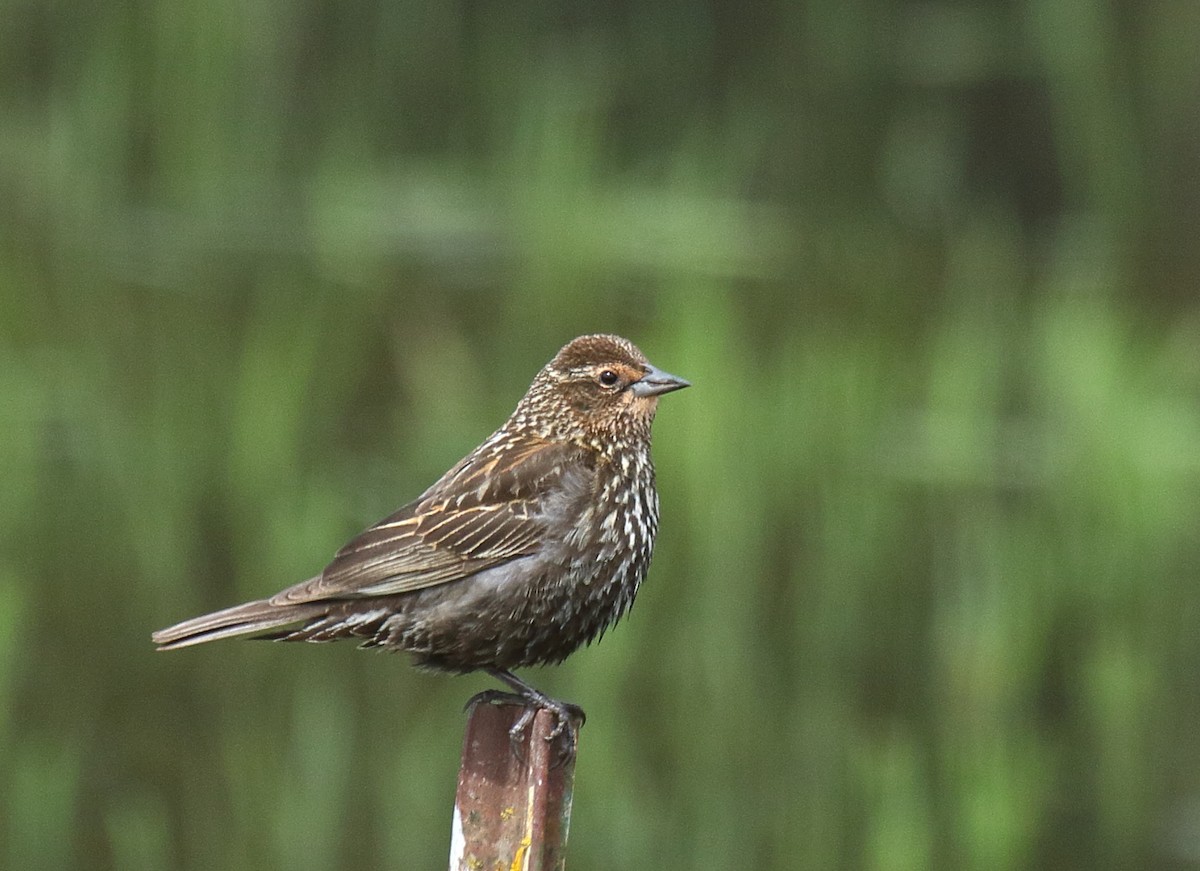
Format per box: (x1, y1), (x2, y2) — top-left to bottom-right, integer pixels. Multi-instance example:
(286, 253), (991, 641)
(448, 703), (579, 871)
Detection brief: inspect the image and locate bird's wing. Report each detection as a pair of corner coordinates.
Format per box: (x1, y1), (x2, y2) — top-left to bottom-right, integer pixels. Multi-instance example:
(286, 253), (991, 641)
(270, 435), (594, 605)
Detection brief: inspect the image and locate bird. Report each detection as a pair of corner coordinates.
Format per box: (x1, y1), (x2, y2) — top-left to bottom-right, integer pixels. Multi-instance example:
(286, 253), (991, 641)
(153, 334), (689, 749)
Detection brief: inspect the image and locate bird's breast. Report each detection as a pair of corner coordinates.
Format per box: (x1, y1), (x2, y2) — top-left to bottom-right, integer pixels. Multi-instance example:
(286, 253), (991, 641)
(538, 461), (659, 637)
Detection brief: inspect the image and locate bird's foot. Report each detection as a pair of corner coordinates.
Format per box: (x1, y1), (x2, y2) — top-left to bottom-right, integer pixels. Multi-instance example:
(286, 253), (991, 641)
(516, 693), (584, 767)
(464, 687), (585, 766)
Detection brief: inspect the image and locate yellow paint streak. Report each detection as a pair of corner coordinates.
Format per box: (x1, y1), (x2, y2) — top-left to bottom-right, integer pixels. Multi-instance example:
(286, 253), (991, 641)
(508, 837), (531, 871)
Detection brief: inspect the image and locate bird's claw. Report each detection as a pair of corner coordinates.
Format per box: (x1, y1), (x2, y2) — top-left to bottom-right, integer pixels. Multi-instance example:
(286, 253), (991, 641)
(464, 689), (584, 767)
(528, 698), (584, 767)
(543, 700), (586, 739)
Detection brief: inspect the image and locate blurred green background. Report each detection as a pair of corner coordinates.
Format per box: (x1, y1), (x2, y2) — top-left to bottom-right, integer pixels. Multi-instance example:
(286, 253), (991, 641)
(4, 1), (1200, 869)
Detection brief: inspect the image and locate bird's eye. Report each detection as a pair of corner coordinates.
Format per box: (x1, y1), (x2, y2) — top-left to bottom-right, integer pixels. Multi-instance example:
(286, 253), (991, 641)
(598, 369), (620, 388)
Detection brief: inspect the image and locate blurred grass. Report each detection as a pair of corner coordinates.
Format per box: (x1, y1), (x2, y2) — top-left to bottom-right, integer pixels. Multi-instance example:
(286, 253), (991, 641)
(3, 1), (1200, 869)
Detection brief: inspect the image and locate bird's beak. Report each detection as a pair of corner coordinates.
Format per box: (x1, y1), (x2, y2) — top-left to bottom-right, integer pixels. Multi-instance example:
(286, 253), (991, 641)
(630, 364), (691, 397)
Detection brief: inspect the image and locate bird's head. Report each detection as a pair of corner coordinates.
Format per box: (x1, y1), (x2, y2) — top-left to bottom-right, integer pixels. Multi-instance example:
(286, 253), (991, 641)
(517, 334), (690, 447)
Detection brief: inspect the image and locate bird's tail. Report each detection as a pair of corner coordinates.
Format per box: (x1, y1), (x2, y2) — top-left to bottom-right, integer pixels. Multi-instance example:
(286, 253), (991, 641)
(152, 593), (328, 651)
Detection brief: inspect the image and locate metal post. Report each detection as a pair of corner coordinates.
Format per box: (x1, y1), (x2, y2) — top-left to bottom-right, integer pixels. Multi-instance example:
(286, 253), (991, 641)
(449, 702), (579, 871)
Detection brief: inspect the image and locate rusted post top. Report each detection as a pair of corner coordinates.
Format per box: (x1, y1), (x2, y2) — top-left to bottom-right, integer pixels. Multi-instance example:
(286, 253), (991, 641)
(449, 703), (579, 871)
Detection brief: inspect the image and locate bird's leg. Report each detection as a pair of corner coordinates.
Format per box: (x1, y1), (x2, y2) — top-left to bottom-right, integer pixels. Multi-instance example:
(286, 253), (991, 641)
(465, 669), (585, 764)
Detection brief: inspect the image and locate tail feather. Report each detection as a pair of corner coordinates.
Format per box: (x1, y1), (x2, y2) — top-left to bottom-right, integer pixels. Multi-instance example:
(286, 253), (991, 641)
(152, 596), (328, 651)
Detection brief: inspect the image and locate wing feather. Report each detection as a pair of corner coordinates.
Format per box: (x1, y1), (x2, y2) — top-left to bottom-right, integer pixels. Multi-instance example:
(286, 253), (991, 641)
(270, 434), (594, 604)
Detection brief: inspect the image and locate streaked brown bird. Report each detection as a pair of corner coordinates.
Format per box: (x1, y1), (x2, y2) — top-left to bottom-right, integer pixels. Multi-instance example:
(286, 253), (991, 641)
(153, 334), (689, 744)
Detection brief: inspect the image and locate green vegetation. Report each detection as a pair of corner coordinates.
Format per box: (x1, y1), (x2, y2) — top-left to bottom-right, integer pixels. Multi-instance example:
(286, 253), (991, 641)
(3, 2), (1199, 868)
